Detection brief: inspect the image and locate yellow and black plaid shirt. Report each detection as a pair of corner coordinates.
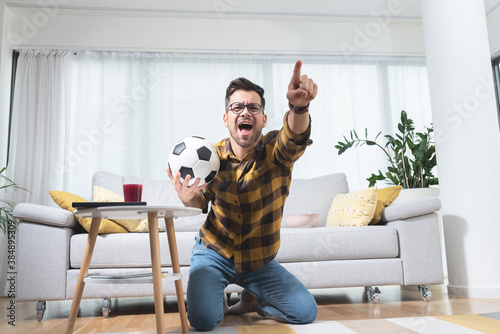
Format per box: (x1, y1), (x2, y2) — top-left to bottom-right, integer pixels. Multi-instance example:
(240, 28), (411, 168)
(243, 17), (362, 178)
(197, 112), (312, 273)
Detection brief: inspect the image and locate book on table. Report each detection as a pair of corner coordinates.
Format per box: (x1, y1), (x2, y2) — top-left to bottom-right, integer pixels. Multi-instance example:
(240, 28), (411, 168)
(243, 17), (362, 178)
(87, 271), (168, 280)
(72, 202), (147, 209)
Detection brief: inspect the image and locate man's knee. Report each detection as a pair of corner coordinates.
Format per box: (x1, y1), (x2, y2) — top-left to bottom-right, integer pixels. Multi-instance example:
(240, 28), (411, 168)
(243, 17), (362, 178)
(187, 266), (226, 331)
(289, 294), (318, 324)
(188, 308), (222, 332)
(188, 264), (221, 292)
(299, 298), (318, 324)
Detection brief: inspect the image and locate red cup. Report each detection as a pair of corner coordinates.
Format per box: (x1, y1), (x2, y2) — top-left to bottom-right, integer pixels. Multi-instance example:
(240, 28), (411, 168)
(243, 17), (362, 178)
(122, 176), (143, 202)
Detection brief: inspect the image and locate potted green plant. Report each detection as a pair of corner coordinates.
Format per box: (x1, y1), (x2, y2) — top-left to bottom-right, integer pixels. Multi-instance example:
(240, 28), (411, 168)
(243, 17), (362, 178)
(1, 167), (29, 233)
(335, 110), (439, 189)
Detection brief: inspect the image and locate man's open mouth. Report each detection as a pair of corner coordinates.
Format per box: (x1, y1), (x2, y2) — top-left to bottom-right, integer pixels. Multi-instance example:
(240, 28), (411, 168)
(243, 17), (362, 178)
(238, 121), (253, 136)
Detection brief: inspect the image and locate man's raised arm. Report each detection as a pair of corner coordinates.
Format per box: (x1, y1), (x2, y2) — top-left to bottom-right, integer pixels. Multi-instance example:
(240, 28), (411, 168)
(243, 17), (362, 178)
(286, 60), (318, 134)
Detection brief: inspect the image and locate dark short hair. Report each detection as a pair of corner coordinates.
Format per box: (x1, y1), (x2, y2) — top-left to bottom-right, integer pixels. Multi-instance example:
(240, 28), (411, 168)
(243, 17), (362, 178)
(225, 77), (265, 112)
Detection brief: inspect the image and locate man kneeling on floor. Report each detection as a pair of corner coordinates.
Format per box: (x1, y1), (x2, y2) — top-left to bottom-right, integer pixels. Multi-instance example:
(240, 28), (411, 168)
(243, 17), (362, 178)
(167, 60), (318, 331)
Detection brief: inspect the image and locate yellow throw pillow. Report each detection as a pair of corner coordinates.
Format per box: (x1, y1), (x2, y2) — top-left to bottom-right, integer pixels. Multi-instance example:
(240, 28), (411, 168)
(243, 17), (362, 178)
(326, 187), (378, 227)
(93, 186), (158, 233)
(49, 190), (128, 234)
(370, 186), (402, 225)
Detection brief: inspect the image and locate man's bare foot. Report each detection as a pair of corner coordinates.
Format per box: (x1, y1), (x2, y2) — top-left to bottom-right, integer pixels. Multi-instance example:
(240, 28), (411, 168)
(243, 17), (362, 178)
(223, 294), (230, 315)
(228, 289), (257, 315)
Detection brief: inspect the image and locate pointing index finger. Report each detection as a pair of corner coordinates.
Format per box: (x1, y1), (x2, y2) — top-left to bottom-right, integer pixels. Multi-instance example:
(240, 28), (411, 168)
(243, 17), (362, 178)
(291, 60), (302, 86)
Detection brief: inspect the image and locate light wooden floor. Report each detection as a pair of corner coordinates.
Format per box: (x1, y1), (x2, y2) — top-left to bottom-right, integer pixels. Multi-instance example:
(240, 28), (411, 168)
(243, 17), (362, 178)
(2, 283), (500, 333)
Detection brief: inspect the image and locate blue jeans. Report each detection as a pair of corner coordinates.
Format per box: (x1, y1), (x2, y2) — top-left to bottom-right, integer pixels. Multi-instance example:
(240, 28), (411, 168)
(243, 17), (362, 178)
(186, 235), (318, 331)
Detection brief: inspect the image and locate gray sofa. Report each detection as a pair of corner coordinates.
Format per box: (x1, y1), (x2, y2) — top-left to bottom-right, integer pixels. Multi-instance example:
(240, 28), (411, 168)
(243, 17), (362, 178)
(14, 171), (444, 319)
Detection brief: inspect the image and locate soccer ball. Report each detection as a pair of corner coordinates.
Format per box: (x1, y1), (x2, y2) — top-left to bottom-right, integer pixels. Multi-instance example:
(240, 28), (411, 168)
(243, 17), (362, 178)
(168, 136), (220, 186)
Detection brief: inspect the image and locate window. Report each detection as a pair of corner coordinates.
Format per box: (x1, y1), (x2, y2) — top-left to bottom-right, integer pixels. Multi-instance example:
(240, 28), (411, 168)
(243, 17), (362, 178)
(9, 51), (433, 203)
(492, 55), (500, 129)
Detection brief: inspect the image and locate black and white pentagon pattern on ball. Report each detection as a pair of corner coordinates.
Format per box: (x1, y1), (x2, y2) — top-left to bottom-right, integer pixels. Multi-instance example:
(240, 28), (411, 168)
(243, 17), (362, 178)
(168, 136), (220, 186)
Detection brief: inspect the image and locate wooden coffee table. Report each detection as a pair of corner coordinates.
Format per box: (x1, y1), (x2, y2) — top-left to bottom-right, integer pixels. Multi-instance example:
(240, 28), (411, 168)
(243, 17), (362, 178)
(65, 205), (201, 334)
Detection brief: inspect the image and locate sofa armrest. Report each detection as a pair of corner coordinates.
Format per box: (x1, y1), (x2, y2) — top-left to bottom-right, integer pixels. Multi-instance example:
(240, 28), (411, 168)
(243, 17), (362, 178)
(13, 203), (78, 228)
(17, 221), (76, 301)
(386, 213), (444, 285)
(380, 197), (441, 223)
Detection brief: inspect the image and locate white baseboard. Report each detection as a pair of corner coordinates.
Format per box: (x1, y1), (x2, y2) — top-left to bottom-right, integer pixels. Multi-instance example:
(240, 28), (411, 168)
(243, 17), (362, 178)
(447, 284), (500, 298)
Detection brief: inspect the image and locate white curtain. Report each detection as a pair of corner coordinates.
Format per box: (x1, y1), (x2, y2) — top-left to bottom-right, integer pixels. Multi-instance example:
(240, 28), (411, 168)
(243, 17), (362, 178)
(8, 51), (433, 205)
(7, 50), (70, 206)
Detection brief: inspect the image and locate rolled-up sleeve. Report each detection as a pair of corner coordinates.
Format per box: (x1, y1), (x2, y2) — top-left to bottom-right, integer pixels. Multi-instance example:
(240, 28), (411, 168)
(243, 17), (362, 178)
(273, 111), (313, 168)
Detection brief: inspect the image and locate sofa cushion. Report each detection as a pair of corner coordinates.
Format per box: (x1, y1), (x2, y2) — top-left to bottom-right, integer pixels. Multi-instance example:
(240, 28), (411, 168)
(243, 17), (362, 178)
(282, 173), (349, 228)
(70, 226), (399, 268)
(277, 226), (399, 263)
(282, 259), (403, 289)
(70, 231), (198, 268)
(326, 187), (377, 227)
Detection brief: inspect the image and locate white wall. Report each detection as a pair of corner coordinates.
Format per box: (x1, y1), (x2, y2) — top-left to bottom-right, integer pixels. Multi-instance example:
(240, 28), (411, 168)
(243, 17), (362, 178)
(422, 0), (500, 298)
(6, 10), (425, 55)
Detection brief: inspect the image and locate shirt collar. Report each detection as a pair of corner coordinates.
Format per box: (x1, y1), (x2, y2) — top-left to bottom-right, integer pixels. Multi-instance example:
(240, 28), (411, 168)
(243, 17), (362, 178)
(220, 136), (266, 160)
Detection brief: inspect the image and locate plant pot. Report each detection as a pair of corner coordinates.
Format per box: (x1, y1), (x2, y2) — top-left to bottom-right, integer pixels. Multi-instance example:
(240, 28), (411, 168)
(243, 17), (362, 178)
(393, 187), (440, 203)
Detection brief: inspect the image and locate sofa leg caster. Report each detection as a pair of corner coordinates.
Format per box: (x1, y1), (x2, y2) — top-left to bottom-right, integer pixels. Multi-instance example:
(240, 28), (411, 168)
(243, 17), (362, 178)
(418, 285), (432, 302)
(365, 286), (381, 304)
(36, 301), (46, 321)
(102, 298), (111, 318)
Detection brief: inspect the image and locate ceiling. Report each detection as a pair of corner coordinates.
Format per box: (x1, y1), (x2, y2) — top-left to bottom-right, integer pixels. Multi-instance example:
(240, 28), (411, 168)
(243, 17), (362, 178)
(1, 0), (499, 18)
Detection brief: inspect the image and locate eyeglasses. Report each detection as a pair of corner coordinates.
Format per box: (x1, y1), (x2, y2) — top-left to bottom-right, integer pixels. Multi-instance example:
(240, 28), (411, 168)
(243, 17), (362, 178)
(227, 102), (263, 115)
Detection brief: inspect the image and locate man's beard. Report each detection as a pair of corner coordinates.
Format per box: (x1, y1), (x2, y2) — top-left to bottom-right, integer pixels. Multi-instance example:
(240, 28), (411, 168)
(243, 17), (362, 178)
(229, 126), (262, 149)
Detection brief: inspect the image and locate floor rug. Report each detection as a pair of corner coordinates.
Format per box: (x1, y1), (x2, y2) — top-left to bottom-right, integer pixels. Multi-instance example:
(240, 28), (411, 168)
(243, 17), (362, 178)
(104, 311), (500, 334)
(232, 312), (500, 334)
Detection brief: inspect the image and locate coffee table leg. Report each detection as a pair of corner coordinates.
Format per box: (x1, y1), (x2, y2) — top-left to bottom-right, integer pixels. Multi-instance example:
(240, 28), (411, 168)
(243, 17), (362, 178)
(164, 217), (189, 333)
(66, 217), (102, 334)
(148, 212), (165, 334)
